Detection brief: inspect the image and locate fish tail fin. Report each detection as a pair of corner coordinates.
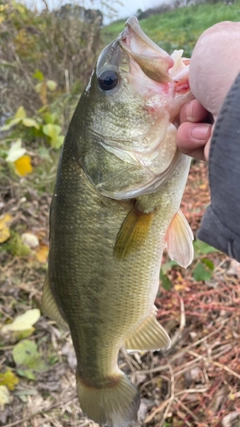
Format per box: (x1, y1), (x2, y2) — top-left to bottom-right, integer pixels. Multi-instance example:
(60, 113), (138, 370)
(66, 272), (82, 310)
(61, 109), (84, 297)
(77, 371), (140, 427)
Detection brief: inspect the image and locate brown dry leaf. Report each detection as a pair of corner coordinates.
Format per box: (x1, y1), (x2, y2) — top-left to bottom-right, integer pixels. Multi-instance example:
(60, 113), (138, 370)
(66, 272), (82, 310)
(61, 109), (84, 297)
(227, 259), (240, 278)
(0, 213), (13, 243)
(35, 245), (49, 263)
(14, 154), (33, 176)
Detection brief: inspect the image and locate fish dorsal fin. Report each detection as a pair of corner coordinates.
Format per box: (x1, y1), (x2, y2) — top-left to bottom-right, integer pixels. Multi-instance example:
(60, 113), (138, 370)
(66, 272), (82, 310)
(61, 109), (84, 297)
(41, 276), (69, 330)
(124, 307), (170, 351)
(165, 209), (194, 268)
(114, 205), (154, 260)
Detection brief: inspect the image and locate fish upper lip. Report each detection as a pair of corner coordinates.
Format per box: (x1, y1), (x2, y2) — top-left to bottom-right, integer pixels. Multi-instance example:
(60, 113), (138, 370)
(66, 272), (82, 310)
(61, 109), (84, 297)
(118, 16), (174, 83)
(121, 16), (168, 56)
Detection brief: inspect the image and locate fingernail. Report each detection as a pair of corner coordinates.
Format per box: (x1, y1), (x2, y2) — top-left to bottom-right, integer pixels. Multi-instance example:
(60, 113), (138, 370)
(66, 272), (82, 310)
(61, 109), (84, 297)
(186, 102), (194, 120)
(191, 124), (211, 141)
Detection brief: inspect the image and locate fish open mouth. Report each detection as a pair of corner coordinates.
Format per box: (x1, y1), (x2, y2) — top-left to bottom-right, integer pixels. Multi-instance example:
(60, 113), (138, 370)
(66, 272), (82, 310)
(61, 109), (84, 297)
(119, 17), (174, 83)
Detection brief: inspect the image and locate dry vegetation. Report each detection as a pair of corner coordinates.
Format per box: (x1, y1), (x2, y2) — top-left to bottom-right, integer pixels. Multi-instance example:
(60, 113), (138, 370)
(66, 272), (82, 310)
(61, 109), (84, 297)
(1, 162), (240, 427)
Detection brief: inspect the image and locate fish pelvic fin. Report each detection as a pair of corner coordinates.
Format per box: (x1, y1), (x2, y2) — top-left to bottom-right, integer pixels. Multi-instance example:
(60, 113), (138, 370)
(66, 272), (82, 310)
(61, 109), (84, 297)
(41, 275), (68, 330)
(114, 205), (154, 260)
(77, 371), (140, 427)
(165, 209), (194, 268)
(124, 307), (171, 352)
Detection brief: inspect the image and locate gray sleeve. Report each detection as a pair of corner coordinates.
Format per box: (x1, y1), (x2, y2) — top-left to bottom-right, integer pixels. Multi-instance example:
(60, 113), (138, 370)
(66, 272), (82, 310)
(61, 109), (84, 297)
(197, 73), (240, 262)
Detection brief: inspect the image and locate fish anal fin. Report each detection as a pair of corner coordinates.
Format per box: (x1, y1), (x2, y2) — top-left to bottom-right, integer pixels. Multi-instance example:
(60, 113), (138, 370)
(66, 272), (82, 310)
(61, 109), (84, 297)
(165, 209), (194, 268)
(114, 205), (154, 260)
(41, 275), (68, 330)
(124, 308), (171, 351)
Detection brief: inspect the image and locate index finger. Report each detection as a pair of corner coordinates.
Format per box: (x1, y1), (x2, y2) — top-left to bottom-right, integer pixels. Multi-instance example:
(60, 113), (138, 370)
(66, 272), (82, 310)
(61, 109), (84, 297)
(180, 99), (209, 124)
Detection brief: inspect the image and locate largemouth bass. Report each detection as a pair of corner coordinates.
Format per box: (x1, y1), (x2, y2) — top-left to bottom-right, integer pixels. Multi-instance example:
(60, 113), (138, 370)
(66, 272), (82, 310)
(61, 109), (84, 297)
(42, 16), (194, 427)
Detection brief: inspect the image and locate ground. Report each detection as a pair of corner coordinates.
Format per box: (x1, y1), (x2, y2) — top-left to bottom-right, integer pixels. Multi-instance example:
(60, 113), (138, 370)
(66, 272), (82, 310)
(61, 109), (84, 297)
(0, 161), (240, 427)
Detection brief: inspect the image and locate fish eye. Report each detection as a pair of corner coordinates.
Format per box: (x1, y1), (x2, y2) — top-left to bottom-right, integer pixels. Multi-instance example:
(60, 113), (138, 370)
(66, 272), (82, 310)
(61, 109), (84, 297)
(98, 70), (118, 91)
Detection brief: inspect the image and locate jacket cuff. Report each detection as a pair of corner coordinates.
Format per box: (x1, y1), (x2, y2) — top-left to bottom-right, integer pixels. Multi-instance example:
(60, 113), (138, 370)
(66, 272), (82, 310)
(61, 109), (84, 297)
(197, 206), (240, 262)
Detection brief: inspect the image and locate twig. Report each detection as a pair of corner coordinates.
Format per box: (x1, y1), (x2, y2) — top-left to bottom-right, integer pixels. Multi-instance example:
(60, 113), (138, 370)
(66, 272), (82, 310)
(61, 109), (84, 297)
(144, 387), (208, 423)
(170, 296), (186, 348)
(139, 319), (228, 375)
(211, 361), (240, 381)
(175, 397), (200, 423)
(144, 396), (173, 423)
(160, 364), (175, 426)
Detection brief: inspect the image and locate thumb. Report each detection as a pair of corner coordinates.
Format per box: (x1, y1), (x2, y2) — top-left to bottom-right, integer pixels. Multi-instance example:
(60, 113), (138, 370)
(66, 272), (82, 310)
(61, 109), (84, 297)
(189, 21), (240, 117)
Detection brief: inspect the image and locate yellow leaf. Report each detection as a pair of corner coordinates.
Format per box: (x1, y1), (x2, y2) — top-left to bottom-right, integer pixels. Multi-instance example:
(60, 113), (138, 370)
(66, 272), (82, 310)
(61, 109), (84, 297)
(6, 139), (26, 162)
(0, 214), (13, 244)
(14, 155), (32, 176)
(199, 183), (208, 190)
(0, 385), (10, 409)
(0, 16), (5, 24)
(0, 370), (19, 391)
(14, 106), (26, 120)
(46, 80), (57, 91)
(35, 245), (49, 263)
(2, 309), (40, 333)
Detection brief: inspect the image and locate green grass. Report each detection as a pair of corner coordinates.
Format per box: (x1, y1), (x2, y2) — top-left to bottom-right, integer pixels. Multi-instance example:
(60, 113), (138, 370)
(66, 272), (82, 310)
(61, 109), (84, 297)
(102, 1), (240, 56)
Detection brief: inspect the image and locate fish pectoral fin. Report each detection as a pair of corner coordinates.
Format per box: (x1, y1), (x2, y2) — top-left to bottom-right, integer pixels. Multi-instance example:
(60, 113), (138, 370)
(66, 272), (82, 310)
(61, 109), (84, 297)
(165, 209), (194, 268)
(124, 308), (171, 351)
(114, 205), (154, 260)
(41, 275), (68, 330)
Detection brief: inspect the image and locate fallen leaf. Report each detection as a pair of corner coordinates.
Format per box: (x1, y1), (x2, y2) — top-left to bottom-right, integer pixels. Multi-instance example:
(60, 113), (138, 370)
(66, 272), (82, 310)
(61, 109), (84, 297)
(0, 386), (10, 409)
(14, 155), (32, 176)
(0, 213), (13, 243)
(138, 398), (154, 423)
(0, 370), (19, 391)
(35, 245), (49, 263)
(22, 118), (40, 129)
(227, 259), (240, 278)
(21, 232), (39, 249)
(14, 106), (26, 120)
(33, 69), (44, 81)
(46, 80), (57, 91)
(2, 309), (40, 333)
(199, 183), (208, 190)
(13, 340), (47, 379)
(6, 139), (26, 162)
(222, 412), (240, 427)
(14, 388), (38, 403)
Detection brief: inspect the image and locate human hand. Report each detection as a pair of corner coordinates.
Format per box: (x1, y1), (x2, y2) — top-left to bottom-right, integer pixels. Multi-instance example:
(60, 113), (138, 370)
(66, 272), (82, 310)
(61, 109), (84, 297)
(177, 21), (240, 161)
(177, 99), (212, 161)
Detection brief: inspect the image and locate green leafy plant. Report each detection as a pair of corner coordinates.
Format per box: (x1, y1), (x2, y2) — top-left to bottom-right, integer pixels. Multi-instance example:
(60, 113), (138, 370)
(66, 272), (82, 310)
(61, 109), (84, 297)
(193, 239), (218, 255)
(192, 239), (217, 282)
(0, 106), (64, 149)
(160, 260), (178, 291)
(13, 339), (47, 380)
